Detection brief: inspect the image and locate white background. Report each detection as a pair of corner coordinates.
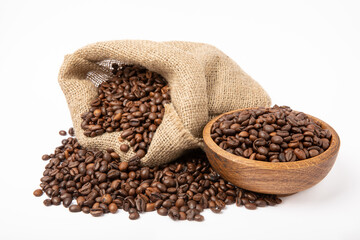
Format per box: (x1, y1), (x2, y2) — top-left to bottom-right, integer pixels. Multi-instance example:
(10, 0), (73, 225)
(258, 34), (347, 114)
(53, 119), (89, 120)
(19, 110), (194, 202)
(1, 0), (359, 239)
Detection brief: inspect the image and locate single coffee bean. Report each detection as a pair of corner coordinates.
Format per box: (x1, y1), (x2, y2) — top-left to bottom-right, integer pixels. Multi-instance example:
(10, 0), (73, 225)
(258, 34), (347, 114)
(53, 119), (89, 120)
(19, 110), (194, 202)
(157, 208), (168, 216)
(42, 154), (50, 161)
(129, 211), (140, 220)
(63, 198), (72, 208)
(309, 149), (319, 157)
(245, 203), (257, 210)
(118, 161), (129, 171)
(90, 208), (104, 217)
(120, 144), (129, 153)
(43, 199), (52, 206)
(101, 194), (112, 204)
(51, 197), (61, 205)
(69, 205), (81, 212)
(109, 203), (118, 213)
(146, 203), (156, 212)
(59, 130), (67, 136)
(194, 214), (204, 222)
(33, 189), (43, 197)
(294, 148), (306, 160)
(271, 136), (283, 144)
(68, 127), (75, 136)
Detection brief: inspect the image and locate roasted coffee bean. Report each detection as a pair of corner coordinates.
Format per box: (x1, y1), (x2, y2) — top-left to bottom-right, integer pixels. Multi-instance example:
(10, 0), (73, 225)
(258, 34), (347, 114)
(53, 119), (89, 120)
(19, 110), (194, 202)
(68, 127), (75, 136)
(101, 194), (112, 204)
(42, 154), (50, 161)
(109, 203), (118, 213)
(271, 136), (283, 144)
(211, 106), (332, 162)
(118, 161), (129, 172)
(43, 199), (52, 206)
(90, 208), (104, 217)
(35, 134), (282, 221)
(194, 214), (204, 222)
(309, 149), (319, 157)
(255, 199), (267, 207)
(294, 148), (306, 160)
(33, 189), (43, 197)
(129, 211), (140, 220)
(120, 144), (129, 153)
(63, 198), (72, 208)
(146, 203), (156, 212)
(157, 207), (168, 216)
(59, 130), (67, 136)
(69, 205), (81, 212)
(51, 197), (61, 205)
(245, 203), (257, 210)
(82, 206), (90, 214)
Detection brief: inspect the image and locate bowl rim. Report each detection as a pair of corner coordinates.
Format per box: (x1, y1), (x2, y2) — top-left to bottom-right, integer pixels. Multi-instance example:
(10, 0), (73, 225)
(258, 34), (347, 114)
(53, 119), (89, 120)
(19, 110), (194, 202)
(203, 107), (341, 170)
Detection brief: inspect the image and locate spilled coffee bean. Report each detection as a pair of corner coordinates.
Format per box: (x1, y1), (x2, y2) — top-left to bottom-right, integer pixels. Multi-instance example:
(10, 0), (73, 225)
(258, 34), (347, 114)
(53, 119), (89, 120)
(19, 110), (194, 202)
(34, 129), (282, 221)
(211, 105), (332, 162)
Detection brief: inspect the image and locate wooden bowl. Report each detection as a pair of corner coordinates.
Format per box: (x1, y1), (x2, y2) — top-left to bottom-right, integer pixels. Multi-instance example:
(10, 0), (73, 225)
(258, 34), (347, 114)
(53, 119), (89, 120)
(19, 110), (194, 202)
(203, 108), (340, 195)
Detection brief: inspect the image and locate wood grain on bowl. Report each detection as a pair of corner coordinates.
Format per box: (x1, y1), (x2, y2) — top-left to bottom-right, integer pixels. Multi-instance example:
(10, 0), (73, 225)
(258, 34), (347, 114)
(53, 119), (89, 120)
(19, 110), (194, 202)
(203, 108), (340, 195)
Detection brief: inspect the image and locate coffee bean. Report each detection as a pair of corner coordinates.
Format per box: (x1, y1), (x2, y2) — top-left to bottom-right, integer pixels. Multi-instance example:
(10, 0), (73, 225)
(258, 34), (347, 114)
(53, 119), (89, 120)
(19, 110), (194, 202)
(59, 130), (67, 136)
(157, 208), (168, 216)
(263, 125), (274, 133)
(69, 205), (81, 212)
(68, 127), (75, 136)
(118, 161), (128, 171)
(255, 199), (267, 207)
(309, 149), (319, 157)
(175, 198), (185, 208)
(136, 149), (146, 158)
(271, 136), (283, 144)
(146, 203), (156, 212)
(63, 198), (72, 208)
(294, 148), (306, 160)
(82, 206), (90, 214)
(33, 189), (43, 197)
(194, 214), (204, 222)
(101, 194), (112, 204)
(129, 211), (140, 220)
(51, 197), (61, 205)
(42, 154), (50, 161)
(120, 144), (129, 153)
(109, 203), (118, 213)
(257, 147), (268, 155)
(245, 203), (257, 210)
(90, 208), (104, 217)
(140, 168), (150, 179)
(43, 199), (52, 206)
(285, 151), (293, 161)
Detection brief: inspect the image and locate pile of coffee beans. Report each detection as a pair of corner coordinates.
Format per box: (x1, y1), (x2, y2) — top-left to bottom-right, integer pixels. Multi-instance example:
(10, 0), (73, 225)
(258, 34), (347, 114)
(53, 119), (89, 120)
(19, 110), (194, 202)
(34, 129), (282, 221)
(211, 105), (332, 162)
(80, 64), (170, 159)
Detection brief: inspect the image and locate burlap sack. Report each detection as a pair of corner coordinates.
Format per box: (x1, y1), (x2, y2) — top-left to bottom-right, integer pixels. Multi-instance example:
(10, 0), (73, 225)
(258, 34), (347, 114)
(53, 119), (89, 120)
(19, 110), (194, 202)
(58, 40), (271, 166)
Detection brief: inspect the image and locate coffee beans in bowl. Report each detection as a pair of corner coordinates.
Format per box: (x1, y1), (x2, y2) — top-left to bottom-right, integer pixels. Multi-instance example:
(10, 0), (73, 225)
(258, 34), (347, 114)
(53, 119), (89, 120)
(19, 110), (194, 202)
(210, 105), (332, 162)
(203, 105), (340, 195)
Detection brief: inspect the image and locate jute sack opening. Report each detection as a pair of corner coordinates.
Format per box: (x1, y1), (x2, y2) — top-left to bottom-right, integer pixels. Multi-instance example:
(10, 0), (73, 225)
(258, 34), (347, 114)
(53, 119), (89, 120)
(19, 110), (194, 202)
(58, 40), (271, 166)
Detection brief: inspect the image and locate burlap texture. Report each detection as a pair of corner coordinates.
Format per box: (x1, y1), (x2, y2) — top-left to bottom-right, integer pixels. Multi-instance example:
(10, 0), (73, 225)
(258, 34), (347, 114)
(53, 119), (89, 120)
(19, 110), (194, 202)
(58, 40), (271, 166)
